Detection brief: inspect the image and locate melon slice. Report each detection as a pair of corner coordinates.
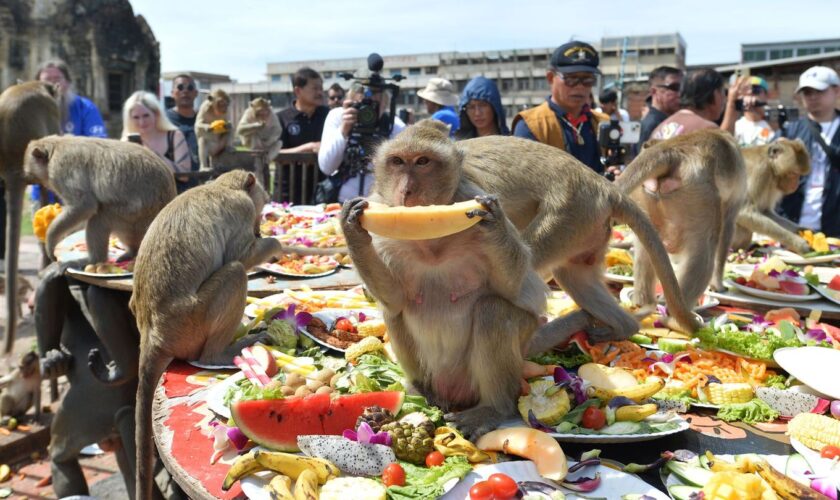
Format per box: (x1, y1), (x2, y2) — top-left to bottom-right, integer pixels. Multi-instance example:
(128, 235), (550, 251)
(360, 200), (483, 240)
(231, 391), (403, 451)
(476, 427), (568, 481)
(577, 363), (638, 390)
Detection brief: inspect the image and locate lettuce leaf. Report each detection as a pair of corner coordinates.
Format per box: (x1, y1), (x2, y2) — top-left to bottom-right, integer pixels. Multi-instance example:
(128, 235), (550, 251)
(694, 324), (800, 361)
(386, 456), (472, 500)
(529, 349), (592, 369)
(717, 399), (779, 425)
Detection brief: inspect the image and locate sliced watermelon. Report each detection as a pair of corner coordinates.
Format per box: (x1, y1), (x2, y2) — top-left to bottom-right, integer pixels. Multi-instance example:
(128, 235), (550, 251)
(829, 275), (840, 292)
(231, 391), (403, 451)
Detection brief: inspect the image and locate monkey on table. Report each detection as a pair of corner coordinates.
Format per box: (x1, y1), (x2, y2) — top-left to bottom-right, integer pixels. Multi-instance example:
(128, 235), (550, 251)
(195, 89), (234, 171)
(342, 120), (594, 438)
(0, 81), (60, 353)
(23, 135), (177, 266)
(455, 134), (700, 339)
(238, 97), (283, 161)
(128, 170), (296, 500)
(615, 129), (746, 309)
(732, 140), (812, 253)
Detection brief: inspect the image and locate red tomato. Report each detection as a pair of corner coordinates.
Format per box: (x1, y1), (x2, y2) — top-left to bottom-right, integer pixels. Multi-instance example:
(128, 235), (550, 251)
(821, 445), (840, 460)
(581, 406), (606, 430)
(381, 463), (406, 487)
(734, 276), (747, 285)
(425, 451), (445, 467)
(335, 318), (355, 332)
(488, 473), (519, 499)
(469, 480), (495, 500)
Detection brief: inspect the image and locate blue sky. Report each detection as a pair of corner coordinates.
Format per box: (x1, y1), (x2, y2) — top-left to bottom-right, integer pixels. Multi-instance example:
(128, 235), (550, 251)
(130, 0), (839, 82)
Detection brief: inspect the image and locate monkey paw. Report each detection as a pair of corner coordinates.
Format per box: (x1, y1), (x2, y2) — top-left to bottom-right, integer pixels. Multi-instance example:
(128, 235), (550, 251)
(444, 407), (505, 442)
(88, 348), (127, 386)
(41, 348), (73, 379)
(468, 195), (502, 226)
(340, 197), (371, 241)
(791, 238), (812, 256)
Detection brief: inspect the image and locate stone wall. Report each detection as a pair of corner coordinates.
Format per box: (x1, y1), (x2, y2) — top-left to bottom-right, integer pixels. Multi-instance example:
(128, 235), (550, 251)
(0, 0), (160, 137)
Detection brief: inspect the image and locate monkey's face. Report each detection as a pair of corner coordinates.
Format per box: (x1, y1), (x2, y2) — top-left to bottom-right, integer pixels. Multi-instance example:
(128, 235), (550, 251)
(20, 351), (39, 378)
(254, 107), (271, 121)
(23, 138), (53, 185)
(214, 100), (229, 115)
(769, 141), (810, 194)
(379, 152), (458, 207)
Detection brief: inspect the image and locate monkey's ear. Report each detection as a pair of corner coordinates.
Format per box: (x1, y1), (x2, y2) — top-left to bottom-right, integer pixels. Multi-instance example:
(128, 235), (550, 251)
(767, 143), (784, 159)
(244, 173), (256, 192)
(31, 147), (49, 162)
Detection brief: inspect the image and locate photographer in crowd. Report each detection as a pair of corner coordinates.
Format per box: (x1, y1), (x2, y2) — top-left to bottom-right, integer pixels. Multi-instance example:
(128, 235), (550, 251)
(318, 80), (406, 202)
(734, 76), (774, 146)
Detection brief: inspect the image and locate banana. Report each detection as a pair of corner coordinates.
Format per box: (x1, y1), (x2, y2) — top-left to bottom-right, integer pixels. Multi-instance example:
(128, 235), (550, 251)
(254, 450), (340, 484)
(589, 377), (665, 403)
(615, 403), (658, 422)
(222, 449), (268, 491)
(753, 459), (824, 500)
(293, 468), (320, 500)
(267, 474), (294, 500)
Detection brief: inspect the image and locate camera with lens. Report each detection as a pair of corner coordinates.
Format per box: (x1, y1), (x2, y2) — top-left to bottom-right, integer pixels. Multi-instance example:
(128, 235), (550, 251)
(598, 120), (641, 178)
(351, 98), (381, 136)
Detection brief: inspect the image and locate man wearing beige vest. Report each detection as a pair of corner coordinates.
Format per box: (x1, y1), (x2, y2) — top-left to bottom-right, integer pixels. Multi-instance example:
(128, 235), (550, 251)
(513, 41), (610, 175)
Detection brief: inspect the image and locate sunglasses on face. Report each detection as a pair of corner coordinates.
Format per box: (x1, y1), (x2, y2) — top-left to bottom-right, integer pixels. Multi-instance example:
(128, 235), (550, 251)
(557, 73), (597, 87)
(176, 83), (196, 92)
(329, 95), (344, 101)
(656, 82), (681, 92)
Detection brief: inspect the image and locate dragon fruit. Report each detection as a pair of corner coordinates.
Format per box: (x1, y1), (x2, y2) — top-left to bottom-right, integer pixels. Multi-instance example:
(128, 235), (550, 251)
(756, 387), (822, 418)
(297, 435), (396, 476)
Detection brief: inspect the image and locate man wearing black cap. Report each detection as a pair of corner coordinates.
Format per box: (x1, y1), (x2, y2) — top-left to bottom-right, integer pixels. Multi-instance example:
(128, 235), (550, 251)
(513, 41), (609, 174)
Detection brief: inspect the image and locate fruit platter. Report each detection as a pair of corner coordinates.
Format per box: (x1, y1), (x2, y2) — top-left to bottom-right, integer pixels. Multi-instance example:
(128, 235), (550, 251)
(771, 230), (840, 265)
(260, 202), (348, 251)
(257, 254), (341, 278)
(726, 257), (820, 302)
(54, 231), (135, 277)
(813, 275), (840, 306)
(605, 247), (634, 283)
(609, 224), (635, 249)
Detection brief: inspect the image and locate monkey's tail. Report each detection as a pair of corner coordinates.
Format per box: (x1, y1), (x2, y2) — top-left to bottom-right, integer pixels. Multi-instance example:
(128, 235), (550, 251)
(613, 196), (700, 334)
(135, 342), (172, 500)
(3, 175), (25, 354)
(613, 145), (682, 194)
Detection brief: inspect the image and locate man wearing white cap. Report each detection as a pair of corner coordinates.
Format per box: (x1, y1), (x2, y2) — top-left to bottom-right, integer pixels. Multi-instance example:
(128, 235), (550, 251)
(779, 66), (840, 237)
(417, 77), (460, 137)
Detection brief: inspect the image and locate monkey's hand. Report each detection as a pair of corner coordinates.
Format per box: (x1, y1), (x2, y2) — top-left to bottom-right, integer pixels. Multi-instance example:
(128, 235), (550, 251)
(445, 406), (506, 442)
(790, 236), (812, 256)
(41, 347), (73, 379)
(340, 197), (371, 244)
(468, 195), (505, 228)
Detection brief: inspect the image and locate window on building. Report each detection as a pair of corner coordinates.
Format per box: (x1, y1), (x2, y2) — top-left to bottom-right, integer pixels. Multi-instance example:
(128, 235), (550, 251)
(769, 49), (793, 60)
(517, 55), (530, 62)
(534, 78), (549, 91)
(743, 50), (767, 62)
(639, 48), (655, 56)
(425, 66), (438, 74)
(534, 54), (548, 63)
(501, 78), (513, 91)
(271, 75), (282, 82)
(658, 47), (675, 55)
(518, 78), (530, 91)
(602, 51), (618, 58)
(322, 71), (332, 78)
(456, 59), (469, 65)
(409, 67), (421, 75)
(797, 48), (820, 56)
(107, 72), (127, 112)
(826, 47), (840, 53)
(9, 38), (27, 70)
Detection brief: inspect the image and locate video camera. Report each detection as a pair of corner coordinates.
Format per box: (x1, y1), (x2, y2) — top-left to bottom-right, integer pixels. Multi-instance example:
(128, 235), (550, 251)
(598, 120), (641, 179)
(735, 100), (800, 131)
(337, 53), (404, 195)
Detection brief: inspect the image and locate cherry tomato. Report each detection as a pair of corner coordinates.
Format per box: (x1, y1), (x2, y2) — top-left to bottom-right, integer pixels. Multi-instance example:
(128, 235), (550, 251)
(488, 472), (519, 499)
(581, 406), (607, 430)
(381, 462), (406, 487)
(425, 450), (445, 467)
(335, 318), (355, 332)
(734, 276), (747, 285)
(469, 480), (496, 500)
(821, 445), (840, 460)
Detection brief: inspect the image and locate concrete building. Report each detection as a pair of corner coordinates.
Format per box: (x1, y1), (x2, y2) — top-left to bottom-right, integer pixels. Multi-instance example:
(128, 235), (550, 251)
(213, 33), (686, 125)
(742, 38), (840, 63)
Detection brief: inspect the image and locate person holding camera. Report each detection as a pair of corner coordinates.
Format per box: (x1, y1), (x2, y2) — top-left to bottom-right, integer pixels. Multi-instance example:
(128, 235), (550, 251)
(512, 41), (610, 175)
(734, 76), (774, 147)
(778, 66), (840, 236)
(318, 82), (406, 203)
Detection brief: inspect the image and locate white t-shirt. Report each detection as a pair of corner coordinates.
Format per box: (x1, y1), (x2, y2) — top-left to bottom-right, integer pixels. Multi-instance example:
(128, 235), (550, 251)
(734, 117), (774, 147)
(596, 107), (630, 122)
(800, 116), (840, 230)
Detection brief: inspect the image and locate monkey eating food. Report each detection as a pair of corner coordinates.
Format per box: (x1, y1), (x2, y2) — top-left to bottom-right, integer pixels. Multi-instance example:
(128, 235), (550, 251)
(616, 129), (747, 310)
(23, 135), (177, 266)
(732, 140), (811, 254)
(237, 97), (283, 161)
(195, 89), (234, 171)
(0, 351), (41, 419)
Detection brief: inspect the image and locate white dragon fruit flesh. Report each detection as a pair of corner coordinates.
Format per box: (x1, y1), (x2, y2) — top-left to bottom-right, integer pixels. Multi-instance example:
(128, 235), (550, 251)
(297, 435), (397, 476)
(756, 387), (821, 418)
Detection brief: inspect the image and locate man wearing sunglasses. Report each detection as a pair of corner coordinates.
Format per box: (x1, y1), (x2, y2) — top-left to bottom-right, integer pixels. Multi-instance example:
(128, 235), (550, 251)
(637, 66), (683, 148)
(165, 74), (200, 181)
(513, 41), (609, 174)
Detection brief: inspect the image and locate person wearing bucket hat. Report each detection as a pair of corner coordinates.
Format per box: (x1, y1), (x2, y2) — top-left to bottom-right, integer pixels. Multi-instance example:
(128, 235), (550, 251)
(734, 75), (774, 147)
(778, 65), (840, 236)
(417, 77), (460, 137)
(512, 41), (610, 175)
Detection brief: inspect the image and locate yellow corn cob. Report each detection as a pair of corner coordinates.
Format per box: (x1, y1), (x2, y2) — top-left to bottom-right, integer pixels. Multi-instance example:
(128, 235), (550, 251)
(707, 383), (754, 405)
(357, 319), (387, 337)
(656, 380), (689, 398)
(788, 413), (840, 451)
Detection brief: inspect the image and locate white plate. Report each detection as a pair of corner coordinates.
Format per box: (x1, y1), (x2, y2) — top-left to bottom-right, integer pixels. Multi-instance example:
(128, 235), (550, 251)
(810, 267), (840, 285)
(441, 459), (668, 500)
(66, 267), (133, 279)
(188, 360), (236, 371)
(812, 283), (840, 306)
(501, 415), (689, 444)
(772, 248), (840, 265)
(714, 348), (780, 368)
(619, 287), (720, 312)
(725, 279), (821, 302)
(256, 263), (338, 279)
(774, 346), (840, 400)
(203, 371), (244, 419)
(605, 272), (634, 284)
(298, 308), (381, 353)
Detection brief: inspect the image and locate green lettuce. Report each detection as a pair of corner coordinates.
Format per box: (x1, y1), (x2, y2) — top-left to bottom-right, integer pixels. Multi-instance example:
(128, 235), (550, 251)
(528, 349), (592, 369)
(694, 324), (800, 361)
(266, 320), (298, 353)
(398, 394), (444, 426)
(386, 456), (472, 500)
(717, 398), (779, 425)
(223, 377), (285, 404)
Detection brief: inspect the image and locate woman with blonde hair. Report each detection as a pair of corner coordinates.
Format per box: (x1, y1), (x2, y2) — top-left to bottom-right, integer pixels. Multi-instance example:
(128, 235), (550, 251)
(122, 91), (191, 191)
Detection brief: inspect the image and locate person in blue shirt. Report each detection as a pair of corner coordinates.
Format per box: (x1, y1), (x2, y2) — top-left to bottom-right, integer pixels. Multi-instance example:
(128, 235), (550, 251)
(417, 78), (460, 137)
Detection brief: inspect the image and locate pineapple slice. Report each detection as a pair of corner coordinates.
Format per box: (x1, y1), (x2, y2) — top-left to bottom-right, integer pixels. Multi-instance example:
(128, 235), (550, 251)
(320, 477), (386, 500)
(518, 379), (570, 426)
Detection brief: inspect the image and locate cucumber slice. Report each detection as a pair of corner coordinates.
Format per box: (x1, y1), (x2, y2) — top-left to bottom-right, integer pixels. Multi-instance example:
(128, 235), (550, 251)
(599, 421), (642, 435)
(665, 460), (714, 487)
(629, 333), (653, 344)
(786, 452), (813, 477)
(698, 453), (712, 469)
(668, 484), (702, 500)
(657, 338), (691, 354)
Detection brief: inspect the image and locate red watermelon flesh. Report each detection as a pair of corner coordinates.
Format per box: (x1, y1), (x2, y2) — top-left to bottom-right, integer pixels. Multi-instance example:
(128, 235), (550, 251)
(231, 391), (404, 451)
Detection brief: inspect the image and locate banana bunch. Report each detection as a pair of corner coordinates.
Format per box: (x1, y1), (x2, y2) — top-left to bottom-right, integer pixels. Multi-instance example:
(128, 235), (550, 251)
(210, 119), (229, 134)
(266, 469), (319, 500)
(588, 377), (665, 403)
(222, 448), (339, 491)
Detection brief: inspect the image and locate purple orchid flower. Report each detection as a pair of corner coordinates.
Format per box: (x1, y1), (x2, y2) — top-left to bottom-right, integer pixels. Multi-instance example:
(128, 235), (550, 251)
(747, 314), (773, 333)
(554, 367), (586, 405)
(342, 422), (392, 446)
(273, 304), (313, 330)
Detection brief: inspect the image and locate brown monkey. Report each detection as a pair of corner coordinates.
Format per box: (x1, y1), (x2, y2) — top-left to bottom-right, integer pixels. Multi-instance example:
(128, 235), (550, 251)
(456, 136), (700, 339)
(732, 140), (811, 253)
(342, 120), (593, 438)
(0, 351), (41, 419)
(195, 89), (233, 171)
(131, 170), (290, 500)
(238, 97), (283, 160)
(615, 129), (747, 309)
(23, 136), (177, 265)
(0, 81), (61, 353)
